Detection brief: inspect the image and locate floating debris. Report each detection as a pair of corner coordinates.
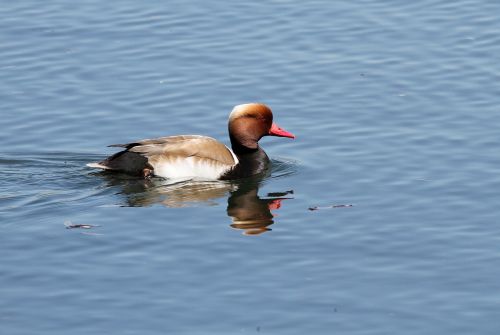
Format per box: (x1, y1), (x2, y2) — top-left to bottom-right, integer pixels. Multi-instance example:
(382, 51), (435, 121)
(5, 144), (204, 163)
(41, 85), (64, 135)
(267, 190), (294, 197)
(64, 220), (100, 229)
(308, 204), (353, 211)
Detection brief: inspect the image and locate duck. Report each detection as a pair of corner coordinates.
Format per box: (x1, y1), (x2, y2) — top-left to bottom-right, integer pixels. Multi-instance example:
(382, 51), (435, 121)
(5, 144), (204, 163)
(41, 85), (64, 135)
(87, 103), (294, 180)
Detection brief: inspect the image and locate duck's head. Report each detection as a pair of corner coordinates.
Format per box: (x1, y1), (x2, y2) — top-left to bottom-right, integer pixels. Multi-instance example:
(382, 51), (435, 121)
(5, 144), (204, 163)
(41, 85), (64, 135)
(228, 103), (295, 151)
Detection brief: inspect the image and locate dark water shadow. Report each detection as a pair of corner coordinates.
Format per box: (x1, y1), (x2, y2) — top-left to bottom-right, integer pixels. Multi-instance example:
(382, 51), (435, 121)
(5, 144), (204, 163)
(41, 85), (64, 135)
(93, 158), (297, 235)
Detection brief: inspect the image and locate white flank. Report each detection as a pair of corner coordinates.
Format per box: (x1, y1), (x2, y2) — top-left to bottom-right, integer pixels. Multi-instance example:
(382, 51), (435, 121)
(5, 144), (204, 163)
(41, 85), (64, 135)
(151, 156), (234, 180)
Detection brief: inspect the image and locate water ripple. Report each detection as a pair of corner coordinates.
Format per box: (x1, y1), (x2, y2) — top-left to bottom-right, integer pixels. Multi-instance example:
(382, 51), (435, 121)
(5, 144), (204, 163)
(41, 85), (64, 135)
(2, 0), (500, 333)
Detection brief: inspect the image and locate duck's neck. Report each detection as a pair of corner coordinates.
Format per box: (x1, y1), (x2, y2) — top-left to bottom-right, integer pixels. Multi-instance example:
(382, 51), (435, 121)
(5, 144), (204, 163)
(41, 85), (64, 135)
(221, 139), (270, 180)
(229, 134), (258, 154)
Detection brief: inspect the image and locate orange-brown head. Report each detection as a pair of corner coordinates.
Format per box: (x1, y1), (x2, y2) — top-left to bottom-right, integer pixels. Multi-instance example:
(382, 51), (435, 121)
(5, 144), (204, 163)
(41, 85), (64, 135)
(228, 103), (294, 151)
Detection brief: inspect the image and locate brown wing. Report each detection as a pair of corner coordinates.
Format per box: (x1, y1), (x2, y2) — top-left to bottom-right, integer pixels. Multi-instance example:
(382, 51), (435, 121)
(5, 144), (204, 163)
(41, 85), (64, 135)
(109, 135), (204, 149)
(113, 135), (236, 166)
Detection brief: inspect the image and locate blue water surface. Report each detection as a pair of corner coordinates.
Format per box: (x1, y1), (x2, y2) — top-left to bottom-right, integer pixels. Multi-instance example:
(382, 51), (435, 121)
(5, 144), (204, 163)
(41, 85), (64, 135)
(2, 1), (500, 334)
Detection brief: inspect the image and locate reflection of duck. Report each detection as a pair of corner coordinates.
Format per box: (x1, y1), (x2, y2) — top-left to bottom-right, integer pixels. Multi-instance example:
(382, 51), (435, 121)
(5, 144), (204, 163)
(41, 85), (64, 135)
(95, 172), (293, 234)
(121, 178), (234, 207)
(227, 178), (293, 235)
(87, 103), (294, 179)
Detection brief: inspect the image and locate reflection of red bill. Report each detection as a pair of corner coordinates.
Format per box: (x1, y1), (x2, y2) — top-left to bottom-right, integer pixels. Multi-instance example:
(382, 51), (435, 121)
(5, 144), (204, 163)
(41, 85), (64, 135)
(268, 199), (283, 211)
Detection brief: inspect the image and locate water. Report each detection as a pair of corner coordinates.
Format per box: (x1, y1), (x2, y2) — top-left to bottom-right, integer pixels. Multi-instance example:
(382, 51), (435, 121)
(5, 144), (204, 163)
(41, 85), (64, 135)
(2, 1), (500, 334)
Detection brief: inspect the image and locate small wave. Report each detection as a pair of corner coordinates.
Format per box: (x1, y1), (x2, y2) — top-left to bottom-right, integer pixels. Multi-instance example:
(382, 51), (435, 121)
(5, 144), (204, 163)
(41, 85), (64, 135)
(270, 157), (299, 179)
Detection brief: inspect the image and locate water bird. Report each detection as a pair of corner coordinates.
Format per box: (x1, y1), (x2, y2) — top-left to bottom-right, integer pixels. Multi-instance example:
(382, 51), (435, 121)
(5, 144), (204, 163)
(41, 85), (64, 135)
(87, 103), (294, 179)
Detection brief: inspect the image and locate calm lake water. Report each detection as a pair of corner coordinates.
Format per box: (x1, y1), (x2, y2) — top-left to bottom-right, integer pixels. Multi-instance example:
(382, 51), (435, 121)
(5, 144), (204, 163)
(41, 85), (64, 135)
(2, 1), (500, 334)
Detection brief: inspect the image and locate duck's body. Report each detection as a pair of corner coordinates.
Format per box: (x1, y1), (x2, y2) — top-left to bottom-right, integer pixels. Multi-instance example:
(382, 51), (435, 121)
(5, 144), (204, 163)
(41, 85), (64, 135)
(88, 135), (239, 179)
(87, 103), (294, 180)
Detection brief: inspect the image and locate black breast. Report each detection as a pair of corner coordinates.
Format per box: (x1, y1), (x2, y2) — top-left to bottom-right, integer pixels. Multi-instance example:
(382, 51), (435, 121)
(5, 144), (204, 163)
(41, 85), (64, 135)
(220, 147), (270, 180)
